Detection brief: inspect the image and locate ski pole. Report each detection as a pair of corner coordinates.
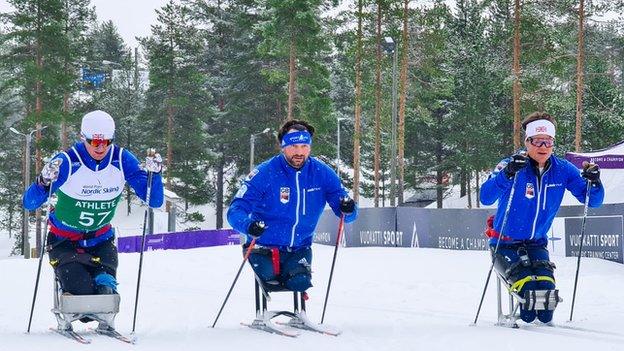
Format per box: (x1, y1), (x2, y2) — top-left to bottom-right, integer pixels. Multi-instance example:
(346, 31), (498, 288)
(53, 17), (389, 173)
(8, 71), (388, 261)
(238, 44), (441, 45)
(212, 237), (258, 328)
(27, 159), (61, 333)
(569, 180), (592, 322)
(320, 213), (345, 324)
(472, 172), (519, 326)
(131, 159), (155, 334)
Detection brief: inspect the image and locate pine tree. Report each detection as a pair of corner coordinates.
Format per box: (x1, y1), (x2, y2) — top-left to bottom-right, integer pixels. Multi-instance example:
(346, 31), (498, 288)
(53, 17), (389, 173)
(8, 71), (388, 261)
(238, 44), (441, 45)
(59, 0), (95, 148)
(0, 28), (25, 253)
(4, 0), (73, 250)
(257, 0), (335, 155)
(141, 1), (213, 213)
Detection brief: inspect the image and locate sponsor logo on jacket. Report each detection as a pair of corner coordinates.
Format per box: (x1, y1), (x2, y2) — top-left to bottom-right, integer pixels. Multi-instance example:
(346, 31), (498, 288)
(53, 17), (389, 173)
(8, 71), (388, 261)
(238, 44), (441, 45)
(525, 183), (535, 199)
(280, 187), (290, 204)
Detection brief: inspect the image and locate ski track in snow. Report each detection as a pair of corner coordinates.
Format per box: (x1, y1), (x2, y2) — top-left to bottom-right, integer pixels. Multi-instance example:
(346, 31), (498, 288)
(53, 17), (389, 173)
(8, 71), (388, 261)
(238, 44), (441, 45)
(1, 246), (623, 351)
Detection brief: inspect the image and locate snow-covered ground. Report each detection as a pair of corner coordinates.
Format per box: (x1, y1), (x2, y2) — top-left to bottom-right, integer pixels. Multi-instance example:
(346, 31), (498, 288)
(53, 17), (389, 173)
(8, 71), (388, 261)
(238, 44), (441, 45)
(1, 245), (623, 351)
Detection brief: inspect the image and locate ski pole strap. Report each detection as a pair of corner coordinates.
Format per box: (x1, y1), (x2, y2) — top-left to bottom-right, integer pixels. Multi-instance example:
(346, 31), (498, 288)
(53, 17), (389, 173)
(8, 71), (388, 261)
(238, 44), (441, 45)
(484, 215), (512, 241)
(271, 248), (280, 275)
(509, 275), (556, 293)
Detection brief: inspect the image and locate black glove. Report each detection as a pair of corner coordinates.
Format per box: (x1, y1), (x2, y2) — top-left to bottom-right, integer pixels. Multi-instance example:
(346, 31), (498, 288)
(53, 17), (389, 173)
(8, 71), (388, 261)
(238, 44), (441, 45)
(339, 197), (356, 214)
(247, 221), (266, 238)
(581, 162), (600, 185)
(503, 152), (528, 179)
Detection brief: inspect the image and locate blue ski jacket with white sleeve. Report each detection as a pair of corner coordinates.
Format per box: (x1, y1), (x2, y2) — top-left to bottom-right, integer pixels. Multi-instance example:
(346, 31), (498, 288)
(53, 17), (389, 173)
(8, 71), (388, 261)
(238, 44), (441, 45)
(227, 153), (358, 249)
(480, 155), (604, 246)
(22, 142), (163, 247)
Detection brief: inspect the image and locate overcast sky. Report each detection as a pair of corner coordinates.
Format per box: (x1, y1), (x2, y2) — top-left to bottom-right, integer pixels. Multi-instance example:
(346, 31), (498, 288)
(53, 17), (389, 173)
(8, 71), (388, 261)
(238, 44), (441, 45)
(0, 0), (168, 48)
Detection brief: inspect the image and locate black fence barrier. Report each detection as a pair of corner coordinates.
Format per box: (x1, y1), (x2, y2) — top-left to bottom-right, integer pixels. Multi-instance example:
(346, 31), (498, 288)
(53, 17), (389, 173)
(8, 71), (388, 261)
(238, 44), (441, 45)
(313, 203), (623, 264)
(559, 203), (623, 264)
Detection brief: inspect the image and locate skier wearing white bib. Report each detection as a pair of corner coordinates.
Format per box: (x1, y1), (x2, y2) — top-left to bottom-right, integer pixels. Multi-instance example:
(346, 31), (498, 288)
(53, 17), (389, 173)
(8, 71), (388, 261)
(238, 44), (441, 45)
(22, 110), (164, 298)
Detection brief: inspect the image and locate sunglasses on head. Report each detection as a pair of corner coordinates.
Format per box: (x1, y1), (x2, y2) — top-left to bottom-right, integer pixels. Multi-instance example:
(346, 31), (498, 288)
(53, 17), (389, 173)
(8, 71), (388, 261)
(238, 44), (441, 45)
(527, 137), (554, 148)
(86, 138), (113, 147)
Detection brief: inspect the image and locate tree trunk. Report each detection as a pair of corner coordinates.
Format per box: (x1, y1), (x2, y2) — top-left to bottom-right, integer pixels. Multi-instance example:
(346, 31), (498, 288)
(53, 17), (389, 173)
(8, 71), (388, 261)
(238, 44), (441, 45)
(374, 1), (382, 208)
(397, 0), (410, 205)
(61, 3), (70, 150)
(126, 185), (132, 215)
(574, 0), (585, 152)
(436, 110), (443, 208)
(166, 38), (174, 213)
(61, 93), (69, 149)
(460, 170), (467, 197)
(128, 48), (139, 215)
(216, 154), (224, 229)
(466, 170), (472, 209)
(166, 86), (174, 213)
(34, 23), (43, 256)
(512, 0), (522, 150)
(352, 0), (363, 203)
(287, 34), (297, 121)
(475, 169), (480, 208)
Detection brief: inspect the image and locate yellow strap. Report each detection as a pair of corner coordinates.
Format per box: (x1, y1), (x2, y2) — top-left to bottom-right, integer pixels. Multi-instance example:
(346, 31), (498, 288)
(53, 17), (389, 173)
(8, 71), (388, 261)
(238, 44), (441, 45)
(509, 275), (556, 293)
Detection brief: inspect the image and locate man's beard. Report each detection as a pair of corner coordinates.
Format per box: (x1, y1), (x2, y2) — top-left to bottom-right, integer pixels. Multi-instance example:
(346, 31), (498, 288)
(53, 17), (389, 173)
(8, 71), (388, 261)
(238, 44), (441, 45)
(286, 154), (308, 169)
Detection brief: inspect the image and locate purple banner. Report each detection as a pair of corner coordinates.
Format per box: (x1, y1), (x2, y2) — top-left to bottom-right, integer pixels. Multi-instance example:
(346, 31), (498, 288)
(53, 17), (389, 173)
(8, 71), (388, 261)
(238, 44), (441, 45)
(117, 229), (240, 253)
(565, 153), (624, 169)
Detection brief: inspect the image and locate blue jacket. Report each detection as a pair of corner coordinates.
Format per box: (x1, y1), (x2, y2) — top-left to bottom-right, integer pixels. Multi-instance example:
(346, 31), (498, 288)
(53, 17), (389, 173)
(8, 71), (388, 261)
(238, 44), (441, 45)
(23, 143), (164, 242)
(480, 155), (604, 245)
(227, 153), (358, 249)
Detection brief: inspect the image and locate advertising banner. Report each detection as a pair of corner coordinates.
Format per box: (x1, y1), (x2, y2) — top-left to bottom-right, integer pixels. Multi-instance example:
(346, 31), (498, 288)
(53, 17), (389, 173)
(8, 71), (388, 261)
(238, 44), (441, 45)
(313, 203), (623, 264)
(313, 208), (402, 247)
(122, 203), (623, 265)
(118, 229), (240, 253)
(558, 203), (624, 264)
(396, 208), (494, 250)
(565, 154), (624, 169)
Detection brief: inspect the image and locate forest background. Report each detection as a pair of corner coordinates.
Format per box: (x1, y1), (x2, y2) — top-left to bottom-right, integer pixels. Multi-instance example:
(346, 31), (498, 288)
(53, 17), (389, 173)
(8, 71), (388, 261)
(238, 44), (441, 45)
(1, 0), (622, 255)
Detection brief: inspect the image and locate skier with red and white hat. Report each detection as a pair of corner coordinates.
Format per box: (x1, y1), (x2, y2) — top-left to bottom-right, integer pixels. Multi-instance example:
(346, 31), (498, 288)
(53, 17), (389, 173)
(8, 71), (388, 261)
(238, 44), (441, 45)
(22, 110), (164, 329)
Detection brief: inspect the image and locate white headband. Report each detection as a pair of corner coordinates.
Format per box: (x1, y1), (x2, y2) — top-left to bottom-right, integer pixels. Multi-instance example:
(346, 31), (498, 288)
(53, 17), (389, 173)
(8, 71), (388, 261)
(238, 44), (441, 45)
(525, 119), (556, 140)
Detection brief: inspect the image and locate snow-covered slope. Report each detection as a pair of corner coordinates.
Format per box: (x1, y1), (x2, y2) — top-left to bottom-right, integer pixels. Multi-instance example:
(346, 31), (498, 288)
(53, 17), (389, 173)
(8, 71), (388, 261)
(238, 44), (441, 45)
(1, 245), (623, 351)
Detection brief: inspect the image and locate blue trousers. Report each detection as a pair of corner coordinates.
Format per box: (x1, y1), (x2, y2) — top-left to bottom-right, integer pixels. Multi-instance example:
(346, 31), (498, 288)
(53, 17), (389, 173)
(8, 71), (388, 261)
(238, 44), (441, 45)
(246, 246), (313, 292)
(493, 243), (556, 323)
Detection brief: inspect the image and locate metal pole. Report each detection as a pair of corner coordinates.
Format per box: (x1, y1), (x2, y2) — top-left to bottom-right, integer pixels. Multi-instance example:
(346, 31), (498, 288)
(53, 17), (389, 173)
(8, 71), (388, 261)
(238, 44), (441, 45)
(249, 134), (255, 172)
(23, 135), (31, 259)
(131, 170), (154, 334)
(390, 48), (398, 207)
(320, 214), (345, 324)
(337, 119), (341, 177)
(11, 126), (46, 258)
(472, 172), (521, 325)
(569, 181), (592, 322)
(212, 238), (258, 328)
(27, 159), (59, 332)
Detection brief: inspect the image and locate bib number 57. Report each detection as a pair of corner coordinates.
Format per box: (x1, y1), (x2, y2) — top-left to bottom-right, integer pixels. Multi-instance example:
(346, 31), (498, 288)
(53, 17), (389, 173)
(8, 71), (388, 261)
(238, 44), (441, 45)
(78, 211), (111, 227)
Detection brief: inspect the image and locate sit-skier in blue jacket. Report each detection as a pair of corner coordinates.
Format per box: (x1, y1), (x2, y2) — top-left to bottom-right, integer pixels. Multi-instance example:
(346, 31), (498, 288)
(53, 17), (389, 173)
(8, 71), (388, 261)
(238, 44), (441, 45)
(228, 120), (357, 294)
(480, 112), (604, 324)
